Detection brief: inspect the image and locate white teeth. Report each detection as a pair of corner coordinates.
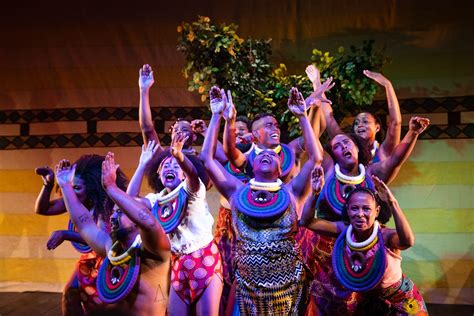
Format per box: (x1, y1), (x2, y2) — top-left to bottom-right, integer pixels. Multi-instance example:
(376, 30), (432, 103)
(271, 133), (279, 138)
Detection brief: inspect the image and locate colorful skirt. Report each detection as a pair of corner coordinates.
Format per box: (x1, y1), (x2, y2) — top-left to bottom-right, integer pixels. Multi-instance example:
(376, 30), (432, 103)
(307, 233), (358, 315)
(354, 274), (428, 315)
(171, 240), (223, 305)
(76, 251), (105, 310)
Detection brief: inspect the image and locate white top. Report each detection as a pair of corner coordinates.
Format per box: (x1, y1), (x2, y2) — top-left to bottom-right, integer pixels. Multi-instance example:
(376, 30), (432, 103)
(146, 180), (214, 255)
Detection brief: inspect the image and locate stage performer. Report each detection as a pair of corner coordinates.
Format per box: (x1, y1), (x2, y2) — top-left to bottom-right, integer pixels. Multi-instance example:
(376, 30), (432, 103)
(304, 116), (429, 315)
(306, 65), (402, 164)
(190, 112), (255, 315)
(300, 167), (428, 315)
(54, 153), (170, 315)
(35, 155), (127, 315)
(201, 86), (323, 315)
(136, 64), (215, 190)
(222, 73), (334, 183)
(127, 132), (223, 315)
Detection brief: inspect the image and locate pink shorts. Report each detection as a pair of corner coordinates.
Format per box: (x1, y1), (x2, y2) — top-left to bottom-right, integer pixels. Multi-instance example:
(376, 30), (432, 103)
(171, 241), (223, 305)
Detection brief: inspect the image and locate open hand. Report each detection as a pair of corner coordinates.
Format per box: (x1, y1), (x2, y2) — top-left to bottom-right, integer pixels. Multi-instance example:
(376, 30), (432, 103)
(170, 133), (188, 162)
(222, 90), (236, 121)
(288, 87), (307, 117)
(363, 70), (391, 87)
(372, 175), (395, 203)
(55, 160), (75, 187)
(311, 166), (325, 194)
(209, 86), (225, 114)
(139, 140), (159, 168)
(305, 64), (321, 88)
(307, 76), (334, 107)
(139, 64), (154, 90)
(101, 152), (119, 189)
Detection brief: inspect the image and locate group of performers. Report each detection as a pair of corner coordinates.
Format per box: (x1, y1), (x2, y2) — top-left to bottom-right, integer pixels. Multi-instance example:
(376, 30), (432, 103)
(34, 63), (430, 315)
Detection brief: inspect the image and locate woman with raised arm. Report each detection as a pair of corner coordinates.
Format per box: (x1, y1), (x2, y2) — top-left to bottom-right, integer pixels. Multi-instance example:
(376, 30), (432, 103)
(305, 116), (429, 315)
(306, 65), (402, 163)
(34, 155), (127, 315)
(301, 168), (428, 315)
(128, 132), (222, 316)
(54, 153), (171, 315)
(201, 86), (323, 315)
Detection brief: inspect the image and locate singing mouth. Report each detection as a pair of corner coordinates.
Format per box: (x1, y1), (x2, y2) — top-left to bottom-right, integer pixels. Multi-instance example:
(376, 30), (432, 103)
(261, 157), (272, 164)
(270, 133), (279, 139)
(343, 151), (352, 159)
(164, 172), (176, 181)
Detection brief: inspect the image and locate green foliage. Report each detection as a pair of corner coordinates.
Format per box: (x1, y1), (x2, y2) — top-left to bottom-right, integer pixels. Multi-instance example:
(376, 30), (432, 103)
(311, 41), (389, 119)
(177, 16), (388, 138)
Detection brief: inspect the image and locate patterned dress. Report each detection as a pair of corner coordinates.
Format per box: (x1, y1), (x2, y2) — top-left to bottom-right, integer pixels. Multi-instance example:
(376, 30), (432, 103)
(231, 184), (309, 315)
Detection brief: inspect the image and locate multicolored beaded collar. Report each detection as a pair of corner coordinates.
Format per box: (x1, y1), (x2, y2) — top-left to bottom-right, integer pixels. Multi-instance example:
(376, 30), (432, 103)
(320, 165), (373, 216)
(332, 221), (387, 292)
(151, 181), (188, 233)
(248, 143), (295, 178)
(224, 161), (250, 182)
(68, 219), (92, 253)
(97, 234), (142, 304)
(234, 179), (290, 218)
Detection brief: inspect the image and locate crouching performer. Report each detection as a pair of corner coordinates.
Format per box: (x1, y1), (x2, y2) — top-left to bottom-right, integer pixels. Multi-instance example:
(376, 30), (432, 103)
(55, 153), (171, 315)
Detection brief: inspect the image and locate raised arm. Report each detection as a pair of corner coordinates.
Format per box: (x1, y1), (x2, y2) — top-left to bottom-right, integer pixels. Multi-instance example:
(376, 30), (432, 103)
(306, 65), (342, 138)
(55, 160), (111, 257)
(201, 87), (241, 200)
(170, 133), (200, 193)
(138, 64), (163, 152)
(369, 116), (430, 183)
(222, 93), (247, 169)
(373, 175), (414, 250)
(299, 167), (344, 234)
(34, 166), (67, 216)
(287, 87), (323, 202)
(290, 70), (335, 154)
(102, 152), (170, 258)
(127, 140), (159, 197)
(364, 70), (402, 158)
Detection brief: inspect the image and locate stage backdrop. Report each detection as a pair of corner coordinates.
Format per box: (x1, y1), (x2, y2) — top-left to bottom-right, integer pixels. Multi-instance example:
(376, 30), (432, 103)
(0, 0), (473, 306)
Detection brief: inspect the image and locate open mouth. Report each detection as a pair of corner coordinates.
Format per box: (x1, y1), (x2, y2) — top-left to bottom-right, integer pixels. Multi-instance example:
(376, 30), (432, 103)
(270, 133), (279, 140)
(343, 151), (352, 159)
(261, 157), (271, 164)
(164, 172), (176, 182)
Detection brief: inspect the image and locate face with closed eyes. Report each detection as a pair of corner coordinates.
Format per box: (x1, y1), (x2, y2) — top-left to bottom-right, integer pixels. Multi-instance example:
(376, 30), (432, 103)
(346, 191), (380, 234)
(252, 116), (280, 148)
(353, 113), (380, 142)
(331, 134), (359, 167)
(253, 149), (282, 177)
(158, 156), (185, 191)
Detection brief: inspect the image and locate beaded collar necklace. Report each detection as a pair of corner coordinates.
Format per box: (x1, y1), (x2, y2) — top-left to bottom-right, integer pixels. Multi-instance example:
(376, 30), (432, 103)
(332, 221), (387, 292)
(97, 234), (142, 303)
(335, 163), (365, 185)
